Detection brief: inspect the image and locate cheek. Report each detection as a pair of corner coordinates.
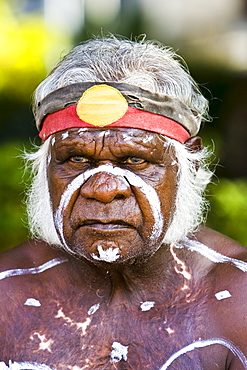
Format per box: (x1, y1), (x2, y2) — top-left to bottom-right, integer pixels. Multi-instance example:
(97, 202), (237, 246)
(158, 175), (178, 224)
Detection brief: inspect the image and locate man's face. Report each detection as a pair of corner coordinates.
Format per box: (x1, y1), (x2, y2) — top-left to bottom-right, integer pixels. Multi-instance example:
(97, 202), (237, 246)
(48, 127), (178, 265)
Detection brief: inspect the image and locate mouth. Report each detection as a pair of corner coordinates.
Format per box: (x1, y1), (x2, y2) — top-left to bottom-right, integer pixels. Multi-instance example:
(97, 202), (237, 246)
(81, 220), (134, 231)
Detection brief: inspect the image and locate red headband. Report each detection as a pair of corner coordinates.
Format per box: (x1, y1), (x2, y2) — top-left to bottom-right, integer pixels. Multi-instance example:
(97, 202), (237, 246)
(39, 104), (190, 143)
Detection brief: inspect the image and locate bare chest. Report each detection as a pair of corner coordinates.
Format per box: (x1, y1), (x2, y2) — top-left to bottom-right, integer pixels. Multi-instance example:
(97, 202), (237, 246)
(1, 295), (230, 370)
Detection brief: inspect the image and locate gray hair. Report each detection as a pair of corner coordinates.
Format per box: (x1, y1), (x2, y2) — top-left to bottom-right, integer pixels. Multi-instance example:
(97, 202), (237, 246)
(33, 36), (209, 123)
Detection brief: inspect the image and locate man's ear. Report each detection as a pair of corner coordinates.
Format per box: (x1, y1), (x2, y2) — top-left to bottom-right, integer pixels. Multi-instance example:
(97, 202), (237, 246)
(184, 136), (203, 153)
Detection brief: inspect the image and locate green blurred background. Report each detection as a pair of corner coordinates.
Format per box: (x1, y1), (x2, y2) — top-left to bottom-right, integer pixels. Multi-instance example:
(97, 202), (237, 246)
(0, 0), (247, 252)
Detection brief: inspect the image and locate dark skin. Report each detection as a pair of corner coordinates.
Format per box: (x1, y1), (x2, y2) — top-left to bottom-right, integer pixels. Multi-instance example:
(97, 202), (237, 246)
(0, 127), (247, 369)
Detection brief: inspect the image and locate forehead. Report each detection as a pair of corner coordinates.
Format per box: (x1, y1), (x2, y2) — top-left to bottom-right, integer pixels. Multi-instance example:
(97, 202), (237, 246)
(52, 127), (169, 151)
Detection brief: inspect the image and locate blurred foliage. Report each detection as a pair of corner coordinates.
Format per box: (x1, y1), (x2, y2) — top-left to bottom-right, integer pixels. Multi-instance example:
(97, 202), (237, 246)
(0, 142), (29, 251)
(206, 179), (247, 246)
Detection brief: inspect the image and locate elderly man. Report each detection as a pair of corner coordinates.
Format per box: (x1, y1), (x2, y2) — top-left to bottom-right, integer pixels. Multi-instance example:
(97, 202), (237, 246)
(0, 36), (247, 370)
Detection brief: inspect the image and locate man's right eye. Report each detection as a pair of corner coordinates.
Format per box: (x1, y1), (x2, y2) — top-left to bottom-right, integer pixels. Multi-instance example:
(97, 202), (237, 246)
(69, 156), (89, 163)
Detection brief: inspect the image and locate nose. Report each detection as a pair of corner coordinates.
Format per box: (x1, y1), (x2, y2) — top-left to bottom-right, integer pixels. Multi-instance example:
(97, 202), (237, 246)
(80, 171), (131, 203)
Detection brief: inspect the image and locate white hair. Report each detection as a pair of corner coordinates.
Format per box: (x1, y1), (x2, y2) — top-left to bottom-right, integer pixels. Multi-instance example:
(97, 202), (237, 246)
(24, 138), (212, 247)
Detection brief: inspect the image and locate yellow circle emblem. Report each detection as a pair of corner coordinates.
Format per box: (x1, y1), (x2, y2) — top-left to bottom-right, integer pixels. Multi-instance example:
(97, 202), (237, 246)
(76, 85), (128, 126)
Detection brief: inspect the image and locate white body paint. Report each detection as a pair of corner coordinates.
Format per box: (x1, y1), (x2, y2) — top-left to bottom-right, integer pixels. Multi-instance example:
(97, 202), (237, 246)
(140, 301), (155, 311)
(215, 290), (232, 301)
(88, 303), (100, 315)
(0, 258), (68, 282)
(55, 307), (91, 335)
(179, 238), (247, 273)
(24, 298), (41, 307)
(30, 333), (54, 353)
(0, 362), (54, 369)
(91, 245), (120, 262)
(110, 342), (129, 364)
(159, 338), (247, 369)
(54, 163), (163, 255)
(170, 244), (191, 280)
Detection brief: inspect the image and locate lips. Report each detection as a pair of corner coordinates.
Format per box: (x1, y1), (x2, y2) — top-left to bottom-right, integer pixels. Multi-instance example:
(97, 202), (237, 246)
(79, 220), (136, 231)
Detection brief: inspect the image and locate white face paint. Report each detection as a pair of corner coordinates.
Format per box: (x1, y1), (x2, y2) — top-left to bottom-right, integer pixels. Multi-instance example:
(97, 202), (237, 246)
(54, 163), (163, 256)
(51, 137), (56, 146)
(159, 338), (247, 370)
(91, 245), (120, 262)
(140, 301), (155, 311)
(215, 290), (232, 301)
(61, 131), (69, 140)
(0, 257), (68, 281)
(24, 298), (41, 307)
(110, 342), (129, 364)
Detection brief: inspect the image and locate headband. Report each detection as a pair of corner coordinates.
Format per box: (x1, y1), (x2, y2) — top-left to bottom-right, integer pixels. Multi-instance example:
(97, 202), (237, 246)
(35, 82), (200, 143)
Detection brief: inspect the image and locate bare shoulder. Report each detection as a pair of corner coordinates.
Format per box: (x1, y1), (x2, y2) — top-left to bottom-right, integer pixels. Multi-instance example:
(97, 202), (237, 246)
(192, 225), (247, 262)
(192, 227), (247, 354)
(0, 240), (68, 306)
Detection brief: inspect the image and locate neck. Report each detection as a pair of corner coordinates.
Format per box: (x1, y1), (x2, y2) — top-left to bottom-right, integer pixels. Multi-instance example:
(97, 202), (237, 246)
(68, 243), (196, 308)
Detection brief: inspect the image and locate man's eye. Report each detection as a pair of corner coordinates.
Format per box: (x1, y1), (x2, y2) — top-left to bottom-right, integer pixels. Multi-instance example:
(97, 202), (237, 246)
(125, 157), (146, 165)
(69, 156), (89, 163)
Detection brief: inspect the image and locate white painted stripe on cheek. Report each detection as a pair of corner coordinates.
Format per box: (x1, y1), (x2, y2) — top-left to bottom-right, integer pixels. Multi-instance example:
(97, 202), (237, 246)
(54, 164), (163, 247)
(159, 338), (247, 369)
(0, 257), (68, 281)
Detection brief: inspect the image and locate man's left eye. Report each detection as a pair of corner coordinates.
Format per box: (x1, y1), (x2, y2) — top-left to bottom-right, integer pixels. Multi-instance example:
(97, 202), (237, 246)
(124, 157), (146, 165)
(69, 156), (89, 163)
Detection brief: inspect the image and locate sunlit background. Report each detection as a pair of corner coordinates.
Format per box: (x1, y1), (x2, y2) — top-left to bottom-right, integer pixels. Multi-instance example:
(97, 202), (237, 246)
(0, 0), (247, 250)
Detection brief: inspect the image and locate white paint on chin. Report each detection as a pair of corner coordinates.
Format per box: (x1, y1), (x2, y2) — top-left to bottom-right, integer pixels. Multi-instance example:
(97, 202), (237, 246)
(110, 341), (129, 364)
(159, 338), (247, 369)
(54, 163), (164, 255)
(91, 245), (120, 263)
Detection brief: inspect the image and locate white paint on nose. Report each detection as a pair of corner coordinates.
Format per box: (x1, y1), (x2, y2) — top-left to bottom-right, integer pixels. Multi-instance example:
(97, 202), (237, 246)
(54, 163), (164, 254)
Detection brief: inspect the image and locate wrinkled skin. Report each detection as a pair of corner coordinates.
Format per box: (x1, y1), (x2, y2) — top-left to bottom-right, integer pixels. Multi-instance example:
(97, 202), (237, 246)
(48, 128), (178, 265)
(0, 128), (247, 370)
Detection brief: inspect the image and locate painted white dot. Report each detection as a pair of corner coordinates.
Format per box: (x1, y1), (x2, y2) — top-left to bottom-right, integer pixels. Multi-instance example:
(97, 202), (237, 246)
(140, 301), (155, 311)
(24, 298), (41, 307)
(88, 303), (100, 315)
(215, 290), (232, 301)
(110, 341), (128, 363)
